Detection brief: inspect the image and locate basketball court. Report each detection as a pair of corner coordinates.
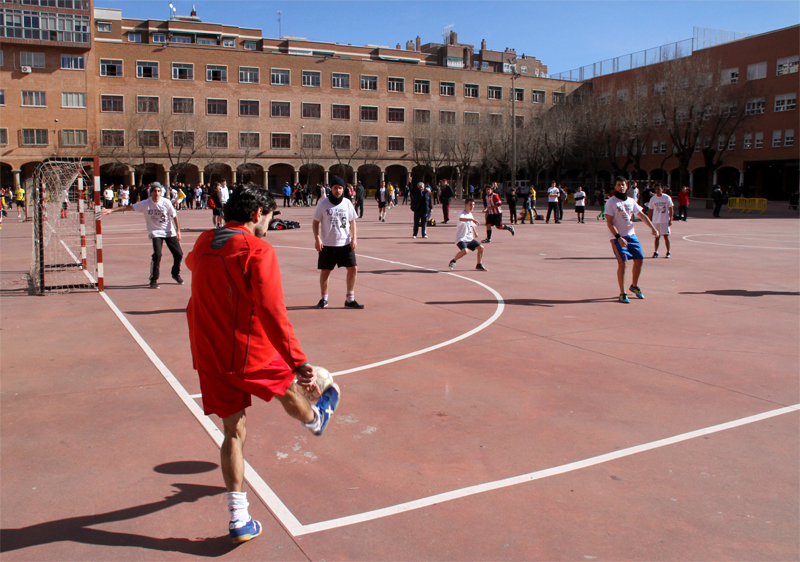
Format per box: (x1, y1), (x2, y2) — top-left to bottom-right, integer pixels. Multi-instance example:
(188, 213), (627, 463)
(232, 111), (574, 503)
(1, 197), (798, 561)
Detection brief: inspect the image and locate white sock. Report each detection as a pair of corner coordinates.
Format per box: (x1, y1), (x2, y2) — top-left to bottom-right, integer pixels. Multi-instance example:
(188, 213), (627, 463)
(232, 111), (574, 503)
(303, 406), (321, 432)
(321, 293), (328, 301)
(346, 291), (355, 302)
(227, 491), (250, 525)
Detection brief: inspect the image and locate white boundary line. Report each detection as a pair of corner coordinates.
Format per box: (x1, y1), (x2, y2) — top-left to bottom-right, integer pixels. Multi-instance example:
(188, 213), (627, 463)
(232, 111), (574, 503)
(683, 234), (799, 250)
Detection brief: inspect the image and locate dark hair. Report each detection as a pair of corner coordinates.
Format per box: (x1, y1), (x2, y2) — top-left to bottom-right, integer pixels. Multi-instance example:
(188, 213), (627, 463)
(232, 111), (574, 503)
(614, 176), (627, 184)
(223, 183), (277, 223)
(465, 197), (475, 204)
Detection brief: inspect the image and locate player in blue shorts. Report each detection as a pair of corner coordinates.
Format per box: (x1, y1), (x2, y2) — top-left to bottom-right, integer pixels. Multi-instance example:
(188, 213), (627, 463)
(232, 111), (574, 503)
(604, 177), (658, 303)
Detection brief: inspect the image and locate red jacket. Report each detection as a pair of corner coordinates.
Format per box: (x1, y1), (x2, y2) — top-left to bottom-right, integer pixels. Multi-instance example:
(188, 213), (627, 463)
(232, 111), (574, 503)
(186, 225), (307, 374)
(677, 191), (690, 206)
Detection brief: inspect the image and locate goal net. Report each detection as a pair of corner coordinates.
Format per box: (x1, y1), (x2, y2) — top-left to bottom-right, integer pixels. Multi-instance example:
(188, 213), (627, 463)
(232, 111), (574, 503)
(30, 158), (99, 294)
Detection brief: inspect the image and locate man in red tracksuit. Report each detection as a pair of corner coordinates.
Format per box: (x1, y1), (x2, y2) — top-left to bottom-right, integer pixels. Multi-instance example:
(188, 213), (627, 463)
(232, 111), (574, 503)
(186, 184), (340, 545)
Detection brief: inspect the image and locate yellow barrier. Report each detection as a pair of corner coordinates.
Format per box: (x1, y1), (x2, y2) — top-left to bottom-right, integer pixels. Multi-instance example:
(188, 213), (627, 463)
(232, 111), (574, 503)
(746, 198), (768, 214)
(726, 197), (767, 213)
(726, 197), (747, 212)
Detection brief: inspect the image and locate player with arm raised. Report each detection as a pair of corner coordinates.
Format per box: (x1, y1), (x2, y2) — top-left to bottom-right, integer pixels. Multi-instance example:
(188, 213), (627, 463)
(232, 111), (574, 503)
(449, 197), (487, 271)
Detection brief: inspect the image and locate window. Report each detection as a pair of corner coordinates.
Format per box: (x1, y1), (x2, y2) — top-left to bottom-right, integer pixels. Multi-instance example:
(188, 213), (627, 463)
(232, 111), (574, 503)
(746, 98), (765, 115)
(61, 54), (84, 70)
(239, 67), (259, 84)
(775, 93), (797, 112)
(387, 107), (405, 123)
(101, 130), (124, 147)
(520, 66), (528, 73)
(720, 67), (739, 85)
(207, 99), (228, 115)
(532, 90), (545, 104)
(61, 129), (87, 146)
(137, 96), (159, 113)
(101, 95), (123, 112)
(207, 132), (228, 149)
(302, 70), (320, 87)
(332, 73), (350, 89)
(616, 89), (629, 103)
(173, 97), (194, 114)
(785, 129), (795, 146)
(22, 129), (48, 145)
(222, 37), (235, 48)
(331, 104), (350, 120)
(0, 128), (7, 145)
(361, 106), (378, 122)
(0, 90), (4, 105)
(755, 132), (763, 148)
(136, 61), (158, 79)
(62, 92), (86, 108)
(414, 138), (430, 152)
(653, 82), (667, 96)
(100, 59), (122, 77)
(239, 132), (260, 149)
(127, 32), (142, 43)
(635, 85), (647, 98)
(515, 115), (524, 129)
(777, 56), (799, 76)
(388, 77), (404, 93)
(137, 130), (159, 148)
(361, 75), (378, 91)
(206, 65), (227, 82)
(553, 92), (566, 105)
(440, 81), (455, 96)
(660, 141), (667, 154)
(488, 86), (502, 100)
(464, 84), (479, 98)
(271, 101), (290, 118)
(96, 21), (111, 32)
(414, 79), (430, 95)
(173, 131), (194, 148)
(747, 62), (767, 81)
(744, 133), (752, 149)
(728, 134), (736, 150)
(414, 109), (430, 124)
(243, 41), (257, 51)
(599, 93), (611, 105)
(21, 91), (46, 106)
(239, 100), (259, 116)
(489, 114), (503, 126)
(332, 135), (350, 150)
(514, 88), (524, 102)
(652, 140), (659, 154)
(360, 135), (378, 151)
(20, 52), (45, 68)
(152, 33), (166, 43)
(720, 103), (737, 118)
(271, 68), (290, 85)
(301, 134), (321, 149)
(772, 130), (782, 147)
(439, 110), (456, 125)
(464, 112), (480, 126)
(653, 112), (664, 126)
(173, 35), (194, 44)
(387, 136), (405, 151)
(172, 63), (193, 80)
(302, 103), (321, 119)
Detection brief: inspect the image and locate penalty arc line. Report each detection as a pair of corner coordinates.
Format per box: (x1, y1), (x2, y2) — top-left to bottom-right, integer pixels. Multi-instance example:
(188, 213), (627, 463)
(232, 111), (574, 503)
(682, 234), (799, 250)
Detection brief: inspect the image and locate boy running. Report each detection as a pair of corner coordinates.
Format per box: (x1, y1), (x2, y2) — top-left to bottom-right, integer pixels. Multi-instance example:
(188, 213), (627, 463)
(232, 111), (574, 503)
(482, 183), (514, 243)
(648, 184), (674, 258)
(449, 198), (487, 271)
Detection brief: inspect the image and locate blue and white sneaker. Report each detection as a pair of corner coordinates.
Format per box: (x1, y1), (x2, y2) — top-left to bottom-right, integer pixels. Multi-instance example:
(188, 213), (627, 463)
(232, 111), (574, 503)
(312, 383), (340, 436)
(229, 518), (262, 544)
(629, 285), (645, 299)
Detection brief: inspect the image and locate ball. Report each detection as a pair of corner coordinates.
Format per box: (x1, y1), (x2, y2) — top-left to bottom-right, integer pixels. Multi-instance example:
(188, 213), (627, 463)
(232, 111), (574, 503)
(299, 366), (334, 404)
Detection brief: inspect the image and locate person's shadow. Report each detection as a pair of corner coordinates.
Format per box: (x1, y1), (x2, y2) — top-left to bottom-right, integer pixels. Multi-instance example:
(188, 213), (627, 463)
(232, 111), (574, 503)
(1, 462), (238, 557)
(680, 289), (800, 297)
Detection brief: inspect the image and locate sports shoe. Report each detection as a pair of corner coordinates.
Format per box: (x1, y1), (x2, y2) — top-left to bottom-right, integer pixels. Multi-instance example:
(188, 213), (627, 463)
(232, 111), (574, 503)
(665, 252), (671, 258)
(344, 300), (365, 309)
(172, 274), (185, 285)
(508, 225), (515, 236)
(629, 285), (644, 299)
(229, 518), (262, 544)
(481, 238), (491, 243)
(652, 252), (659, 258)
(619, 293), (630, 304)
(149, 280), (159, 289)
(448, 260), (456, 270)
(555, 220), (561, 224)
(476, 263), (488, 271)
(312, 383), (340, 436)
(315, 298), (328, 309)
(413, 235), (417, 239)
(423, 235), (428, 239)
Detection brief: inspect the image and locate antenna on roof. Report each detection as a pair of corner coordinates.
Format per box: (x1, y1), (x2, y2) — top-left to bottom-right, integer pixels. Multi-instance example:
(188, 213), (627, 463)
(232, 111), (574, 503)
(442, 24), (453, 45)
(277, 11), (282, 38)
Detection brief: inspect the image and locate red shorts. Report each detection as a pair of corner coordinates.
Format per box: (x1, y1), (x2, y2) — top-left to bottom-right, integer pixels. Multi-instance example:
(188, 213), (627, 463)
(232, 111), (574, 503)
(198, 354), (295, 418)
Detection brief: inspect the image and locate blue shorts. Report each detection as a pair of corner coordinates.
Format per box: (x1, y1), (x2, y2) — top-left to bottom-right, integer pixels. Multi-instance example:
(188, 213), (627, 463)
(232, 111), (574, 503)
(612, 235), (643, 262)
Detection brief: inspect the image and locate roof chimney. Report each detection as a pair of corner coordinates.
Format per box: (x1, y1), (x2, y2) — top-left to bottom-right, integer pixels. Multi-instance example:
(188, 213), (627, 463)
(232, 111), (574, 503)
(449, 30), (457, 45)
(191, 4), (197, 17)
(481, 39), (487, 51)
(406, 40), (414, 51)
(415, 35), (421, 51)
(396, 43), (401, 49)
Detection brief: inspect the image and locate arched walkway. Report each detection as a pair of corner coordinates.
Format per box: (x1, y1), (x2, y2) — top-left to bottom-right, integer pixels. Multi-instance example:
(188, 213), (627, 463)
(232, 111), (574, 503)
(716, 166), (741, 190)
(385, 164), (409, 192)
(299, 164), (324, 187)
(1, 162), (15, 189)
(99, 162), (129, 187)
(691, 167), (710, 198)
(268, 163), (295, 192)
(170, 163), (200, 186)
(357, 164), (380, 190)
(205, 163), (232, 186)
(328, 164), (353, 185)
(649, 168), (668, 184)
(237, 163), (264, 186)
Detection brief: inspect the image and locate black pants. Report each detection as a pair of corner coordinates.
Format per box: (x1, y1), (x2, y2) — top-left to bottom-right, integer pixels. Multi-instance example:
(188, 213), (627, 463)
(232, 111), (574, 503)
(413, 213), (427, 237)
(678, 205), (688, 220)
(355, 199), (364, 218)
(283, 195), (291, 207)
(441, 199), (450, 222)
(507, 202), (517, 223)
(713, 203), (722, 217)
(151, 236), (183, 281)
(558, 201), (564, 220)
(546, 202), (560, 222)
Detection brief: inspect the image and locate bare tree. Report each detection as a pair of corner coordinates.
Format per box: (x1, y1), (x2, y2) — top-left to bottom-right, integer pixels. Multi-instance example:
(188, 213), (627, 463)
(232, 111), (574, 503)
(541, 104), (577, 183)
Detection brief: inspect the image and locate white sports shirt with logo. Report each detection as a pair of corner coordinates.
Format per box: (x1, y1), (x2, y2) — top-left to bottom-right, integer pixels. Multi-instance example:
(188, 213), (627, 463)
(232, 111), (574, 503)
(312, 197), (358, 247)
(648, 194), (673, 224)
(455, 211), (476, 243)
(548, 187), (560, 202)
(132, 197), (178, 238)
(604, 195), (642, 239)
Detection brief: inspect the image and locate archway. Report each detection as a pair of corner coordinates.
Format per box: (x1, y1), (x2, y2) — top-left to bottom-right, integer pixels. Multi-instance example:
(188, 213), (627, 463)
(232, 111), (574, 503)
(171, 163), (200, 186)
(328, 164), (353, 185)
(99, 162), (129, 187)
(134, 163), (164, 187)
(205, 163), (232, 186)
(237, 163), (264, 186)
(21, 161), (43, 185)
(411, 165), (432, 186)
(385, 164), (408, 191)
(669, 168), (682, 192)
(691, 167), (710, 197)
(716, 166), (740, 191)
(649, 168), (667, 184)
(1, 162), (14, 189)
(357, 164), (380, 190)
(299, 164), (324, 187)
(268, 163), (295, 193)
(631, 168), (648, 181)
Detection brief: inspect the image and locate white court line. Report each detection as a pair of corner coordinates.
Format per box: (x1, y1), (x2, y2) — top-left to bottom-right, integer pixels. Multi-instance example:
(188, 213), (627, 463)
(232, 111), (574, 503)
(683, 234), (799, 250)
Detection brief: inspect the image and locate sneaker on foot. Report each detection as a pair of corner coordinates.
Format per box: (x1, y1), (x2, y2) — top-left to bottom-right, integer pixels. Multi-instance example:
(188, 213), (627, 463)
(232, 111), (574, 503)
(312, 383), (340, 435)
(413, 235), (417, 239)
(423, 235), (428, 239)
(629, 285), (644, 299)
(344, 300), (365, 309)
(619, 293), (630, 304)
(448, 260), (456, 270)
(508, 225), (515, 236)
(652, 252), (659, 258)
(149, 280), (159, 289)
(481, 238), (491, 244)
(229, 518), (262, 544)
(172, 274), (185, 285)
(665, 252), (671, 258)
(476, 263), (488, 271)
(315, 298), (328, 309)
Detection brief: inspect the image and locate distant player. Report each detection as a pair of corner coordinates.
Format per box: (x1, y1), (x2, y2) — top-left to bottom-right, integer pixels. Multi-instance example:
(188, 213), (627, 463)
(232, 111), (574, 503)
(648, 184), (673, 258)
(574, 186), (586, 223)
(449, 198), (487, 271)
(482, 183), (514, 243)
(186, 184), (340, 544)
(546, 181), (560, 223)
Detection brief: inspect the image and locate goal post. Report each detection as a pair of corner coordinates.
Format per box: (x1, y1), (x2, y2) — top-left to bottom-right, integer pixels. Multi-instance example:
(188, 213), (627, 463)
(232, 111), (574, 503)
(30, 157), (103, 294)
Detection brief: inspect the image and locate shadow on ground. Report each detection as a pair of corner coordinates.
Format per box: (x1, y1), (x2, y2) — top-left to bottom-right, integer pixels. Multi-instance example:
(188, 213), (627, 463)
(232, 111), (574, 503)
(680, 289), (800, 297)
(427, 297), (618, 307)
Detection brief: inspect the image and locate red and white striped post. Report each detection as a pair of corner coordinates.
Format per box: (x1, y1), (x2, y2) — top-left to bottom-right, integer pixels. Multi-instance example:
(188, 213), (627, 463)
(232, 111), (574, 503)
(77, 177), (88, 271)
(93, 156), (104, 291)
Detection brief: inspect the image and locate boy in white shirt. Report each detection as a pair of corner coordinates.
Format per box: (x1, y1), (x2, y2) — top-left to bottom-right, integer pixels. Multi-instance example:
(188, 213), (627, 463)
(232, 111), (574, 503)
(574, 187), (586, 223)
(449, 198), (487, 271)
(647, 184), (674, 258)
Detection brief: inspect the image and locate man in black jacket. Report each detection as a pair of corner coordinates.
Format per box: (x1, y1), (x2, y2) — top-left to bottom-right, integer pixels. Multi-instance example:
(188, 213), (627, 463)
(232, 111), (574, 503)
(440, 180), (454, 224)
(410, 182), (432, 239)
(354, 181), (365, 218)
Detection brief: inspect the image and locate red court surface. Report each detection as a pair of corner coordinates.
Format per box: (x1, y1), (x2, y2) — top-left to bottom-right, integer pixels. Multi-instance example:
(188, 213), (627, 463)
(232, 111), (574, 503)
(2, 200), (798, 561)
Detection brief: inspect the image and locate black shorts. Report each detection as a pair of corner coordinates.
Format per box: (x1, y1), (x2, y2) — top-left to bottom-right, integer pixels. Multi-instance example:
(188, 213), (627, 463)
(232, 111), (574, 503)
(378, 202), (387, 209)
(15, 200), (24, 208)
(456, 239), (482, 251)
(61, 202), (68, 210)
(575, 206), (584, 213)
(212, 208), (221, 216)
(318, 245), (357, 270)
(486, 213), (502, 227)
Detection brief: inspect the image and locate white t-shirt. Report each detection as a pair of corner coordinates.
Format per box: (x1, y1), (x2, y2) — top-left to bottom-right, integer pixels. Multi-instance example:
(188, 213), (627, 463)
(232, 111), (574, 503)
(218, 185), (230, 204)
(548, 187), (560, 202)
(119, 188), (129, 203)
(604, 195), (643, 239)
(61, 189), (69, 204)
(455, 211), (476, 243)
(132, 197), (177, 238)
(649, 194), (673, 224)
(574, 190), (585, 207)
(104, 189), (114, 201)
(312, 197), (358, 247)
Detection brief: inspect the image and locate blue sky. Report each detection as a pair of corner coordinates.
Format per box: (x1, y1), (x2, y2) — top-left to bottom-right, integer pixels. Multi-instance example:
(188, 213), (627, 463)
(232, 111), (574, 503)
(98, 1), (799, 74)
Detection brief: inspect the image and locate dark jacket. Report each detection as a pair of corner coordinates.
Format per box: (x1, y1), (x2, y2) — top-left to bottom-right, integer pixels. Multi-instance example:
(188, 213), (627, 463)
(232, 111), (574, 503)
(410, 188), (432, 215)
(440, 183), (453, 201)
